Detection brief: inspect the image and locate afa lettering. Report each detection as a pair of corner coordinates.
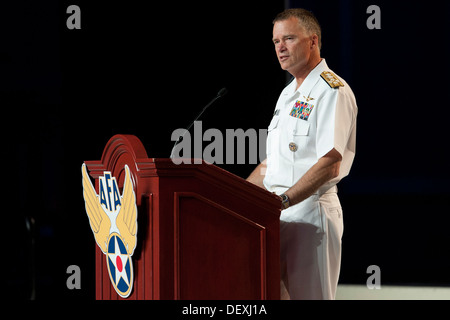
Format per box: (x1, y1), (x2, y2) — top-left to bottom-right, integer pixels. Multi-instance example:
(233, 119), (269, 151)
(99, 173), (121, 212)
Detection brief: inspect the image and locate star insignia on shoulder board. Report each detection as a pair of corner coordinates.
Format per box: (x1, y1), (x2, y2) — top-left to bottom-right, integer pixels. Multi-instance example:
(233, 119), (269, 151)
(320, 71), (344, 89)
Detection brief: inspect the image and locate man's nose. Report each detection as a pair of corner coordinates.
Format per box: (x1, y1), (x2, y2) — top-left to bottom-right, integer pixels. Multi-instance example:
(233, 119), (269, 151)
(277, 42), (287, 53)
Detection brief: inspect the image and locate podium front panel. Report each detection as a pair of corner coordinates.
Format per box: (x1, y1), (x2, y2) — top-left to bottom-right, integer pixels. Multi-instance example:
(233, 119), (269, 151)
(174, 192), (267, 299)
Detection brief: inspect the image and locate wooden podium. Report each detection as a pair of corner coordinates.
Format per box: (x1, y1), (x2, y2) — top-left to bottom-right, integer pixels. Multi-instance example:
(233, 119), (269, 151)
(84, 135), (281, 300)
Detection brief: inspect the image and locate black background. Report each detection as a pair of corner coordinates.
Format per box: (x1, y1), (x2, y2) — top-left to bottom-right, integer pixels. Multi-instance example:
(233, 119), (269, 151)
(3, 0), (450, 299)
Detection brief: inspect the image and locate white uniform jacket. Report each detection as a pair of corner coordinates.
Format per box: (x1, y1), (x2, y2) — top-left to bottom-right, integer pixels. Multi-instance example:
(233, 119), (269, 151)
(263, 59), (357, 227)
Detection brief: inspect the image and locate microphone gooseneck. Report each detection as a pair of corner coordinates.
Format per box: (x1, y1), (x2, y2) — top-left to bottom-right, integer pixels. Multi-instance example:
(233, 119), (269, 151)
(170, 88), (228, 159)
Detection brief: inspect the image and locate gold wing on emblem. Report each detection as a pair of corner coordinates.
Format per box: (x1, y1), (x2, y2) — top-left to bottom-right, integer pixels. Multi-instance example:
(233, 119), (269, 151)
(116, 165), (138, 256)
(81, 164), (111, 254)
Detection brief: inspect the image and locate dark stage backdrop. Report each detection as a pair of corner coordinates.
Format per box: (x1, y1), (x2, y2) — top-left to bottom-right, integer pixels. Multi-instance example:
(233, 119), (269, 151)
(286, 0), (450, 287)
(2, 0), (449, 299)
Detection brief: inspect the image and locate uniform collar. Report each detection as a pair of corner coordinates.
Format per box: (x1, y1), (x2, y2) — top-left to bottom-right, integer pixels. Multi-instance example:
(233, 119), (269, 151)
(283, 59), (328, 97)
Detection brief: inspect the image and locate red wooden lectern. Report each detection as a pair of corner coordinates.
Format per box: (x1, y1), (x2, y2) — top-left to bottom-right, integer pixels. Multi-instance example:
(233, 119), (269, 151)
(84, 134), (281, 300)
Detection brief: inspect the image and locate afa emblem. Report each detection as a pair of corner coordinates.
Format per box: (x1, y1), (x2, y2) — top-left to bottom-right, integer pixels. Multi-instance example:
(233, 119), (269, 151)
(81, 164), (138, 298)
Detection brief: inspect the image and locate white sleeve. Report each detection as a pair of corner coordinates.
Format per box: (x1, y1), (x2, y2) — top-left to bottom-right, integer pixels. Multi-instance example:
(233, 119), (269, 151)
(316, 88), (356, 160)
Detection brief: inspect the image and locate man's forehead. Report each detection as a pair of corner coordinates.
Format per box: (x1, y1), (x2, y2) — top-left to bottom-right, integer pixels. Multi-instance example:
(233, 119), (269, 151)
(273, 17), (305, 36)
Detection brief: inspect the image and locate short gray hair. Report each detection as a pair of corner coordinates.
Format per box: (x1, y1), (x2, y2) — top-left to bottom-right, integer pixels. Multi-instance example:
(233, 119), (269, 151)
(273, 8), (322, 50)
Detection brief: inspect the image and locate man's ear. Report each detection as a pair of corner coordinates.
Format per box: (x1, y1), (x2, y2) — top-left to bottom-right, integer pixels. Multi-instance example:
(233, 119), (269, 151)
(310, 34), (319, 49)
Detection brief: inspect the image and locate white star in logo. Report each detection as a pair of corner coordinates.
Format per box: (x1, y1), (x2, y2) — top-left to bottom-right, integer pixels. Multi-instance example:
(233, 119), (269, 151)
(108, 235), (131, 287)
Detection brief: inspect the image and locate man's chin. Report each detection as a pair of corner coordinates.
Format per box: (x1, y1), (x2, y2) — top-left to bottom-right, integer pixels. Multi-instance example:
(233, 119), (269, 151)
(280, 64), (289, 71)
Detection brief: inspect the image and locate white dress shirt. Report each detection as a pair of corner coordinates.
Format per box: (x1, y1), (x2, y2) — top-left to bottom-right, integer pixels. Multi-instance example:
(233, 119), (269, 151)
(263, 59), (357, 226)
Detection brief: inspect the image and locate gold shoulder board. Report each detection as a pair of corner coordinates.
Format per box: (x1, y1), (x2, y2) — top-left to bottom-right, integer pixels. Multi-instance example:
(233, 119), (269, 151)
(320, 71), (344, 89)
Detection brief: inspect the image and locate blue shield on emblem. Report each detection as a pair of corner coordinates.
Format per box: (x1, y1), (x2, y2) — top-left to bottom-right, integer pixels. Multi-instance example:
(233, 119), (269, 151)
(106, 233), (134, 298)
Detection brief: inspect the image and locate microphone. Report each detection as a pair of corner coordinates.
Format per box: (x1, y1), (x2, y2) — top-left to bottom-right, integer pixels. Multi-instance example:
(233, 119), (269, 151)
(170, 88), (228, 159)
(217, 87), (228, 98)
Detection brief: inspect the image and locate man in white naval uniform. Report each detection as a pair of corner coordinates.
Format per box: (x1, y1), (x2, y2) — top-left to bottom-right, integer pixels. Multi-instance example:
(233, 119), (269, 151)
(247, 8), (357, 299)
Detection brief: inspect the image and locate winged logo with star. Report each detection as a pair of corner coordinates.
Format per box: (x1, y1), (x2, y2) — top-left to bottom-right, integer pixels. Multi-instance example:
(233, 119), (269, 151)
(81, 163), (138, 297)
